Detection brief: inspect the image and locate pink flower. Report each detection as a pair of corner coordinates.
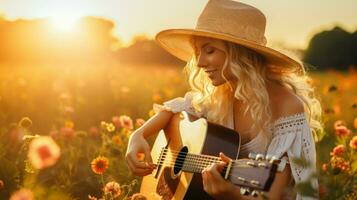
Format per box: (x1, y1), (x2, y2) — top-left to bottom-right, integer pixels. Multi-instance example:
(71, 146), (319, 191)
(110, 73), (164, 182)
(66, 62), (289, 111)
(49, 130), (59, 139)
(64, 106), (74, 114)
(334, 126), (351, 137)
(88, 126), (100, 138)
(319, 185), (328, 198)
(103, 181), (121, 198)
(112, 116), (121, 128)
(135, 118), (145, 127)
(119, 115), (133, 130)
(10, 188), (34, 200)
(330, 156), (350, 172)
(333, 120), (346, 129)
(349, 136), (357, 150)
(60, 127), (75, 138)
(28, 136), (61, 169)
(330, 145), (345, 157)
(130, 193), (147, 200)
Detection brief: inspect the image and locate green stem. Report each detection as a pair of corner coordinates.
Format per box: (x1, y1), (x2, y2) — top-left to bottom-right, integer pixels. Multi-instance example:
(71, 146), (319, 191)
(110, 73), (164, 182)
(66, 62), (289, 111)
(101, 174), (106, 199)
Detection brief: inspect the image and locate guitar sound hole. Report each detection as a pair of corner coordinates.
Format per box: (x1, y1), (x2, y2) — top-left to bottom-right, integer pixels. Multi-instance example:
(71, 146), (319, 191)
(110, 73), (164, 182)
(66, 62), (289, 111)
(173, 146), (188, 175)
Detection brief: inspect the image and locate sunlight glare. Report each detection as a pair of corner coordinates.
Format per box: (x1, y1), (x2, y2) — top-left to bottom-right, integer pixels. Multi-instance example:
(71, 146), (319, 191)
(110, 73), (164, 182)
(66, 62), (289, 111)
(50, 16), (79, 32)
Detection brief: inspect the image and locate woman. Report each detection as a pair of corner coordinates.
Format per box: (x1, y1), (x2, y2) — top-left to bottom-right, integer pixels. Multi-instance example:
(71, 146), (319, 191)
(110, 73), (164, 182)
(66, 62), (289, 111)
(125, 0), (322, 199)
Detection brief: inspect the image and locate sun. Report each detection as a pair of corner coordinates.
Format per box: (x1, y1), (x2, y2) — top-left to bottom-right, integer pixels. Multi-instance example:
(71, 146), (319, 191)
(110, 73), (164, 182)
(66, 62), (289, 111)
(50, 16), (80, 32)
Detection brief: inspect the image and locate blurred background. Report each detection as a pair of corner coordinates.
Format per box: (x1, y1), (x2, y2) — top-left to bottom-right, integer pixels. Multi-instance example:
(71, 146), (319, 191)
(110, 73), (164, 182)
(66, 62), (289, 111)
(0, 0), (356, 199)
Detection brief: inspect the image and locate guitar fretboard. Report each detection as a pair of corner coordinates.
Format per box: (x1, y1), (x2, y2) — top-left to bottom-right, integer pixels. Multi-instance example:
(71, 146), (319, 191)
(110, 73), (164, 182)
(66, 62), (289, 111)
(157, 149), (228, 175)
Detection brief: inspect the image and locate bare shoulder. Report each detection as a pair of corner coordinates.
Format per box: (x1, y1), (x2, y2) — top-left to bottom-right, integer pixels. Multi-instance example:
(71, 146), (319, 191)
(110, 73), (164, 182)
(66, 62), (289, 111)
(268, 82), (304, 121)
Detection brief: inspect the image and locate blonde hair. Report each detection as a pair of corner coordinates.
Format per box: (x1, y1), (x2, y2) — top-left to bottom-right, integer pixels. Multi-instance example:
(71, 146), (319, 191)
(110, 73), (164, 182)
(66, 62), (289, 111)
(185, 38), (323, 141)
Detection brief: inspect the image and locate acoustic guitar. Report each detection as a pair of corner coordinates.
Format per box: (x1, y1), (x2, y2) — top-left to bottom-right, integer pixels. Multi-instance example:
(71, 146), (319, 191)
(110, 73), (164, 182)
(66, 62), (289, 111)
(140, 111), (278, 200)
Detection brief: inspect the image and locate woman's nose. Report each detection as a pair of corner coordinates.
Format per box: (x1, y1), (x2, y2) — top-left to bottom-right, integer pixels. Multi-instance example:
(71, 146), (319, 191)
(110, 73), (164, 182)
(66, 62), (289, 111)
(197, 54), (208, 69)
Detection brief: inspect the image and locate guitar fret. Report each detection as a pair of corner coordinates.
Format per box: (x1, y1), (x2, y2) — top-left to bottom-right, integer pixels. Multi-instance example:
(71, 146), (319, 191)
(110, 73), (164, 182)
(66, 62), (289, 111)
(182, 153), (220, 173)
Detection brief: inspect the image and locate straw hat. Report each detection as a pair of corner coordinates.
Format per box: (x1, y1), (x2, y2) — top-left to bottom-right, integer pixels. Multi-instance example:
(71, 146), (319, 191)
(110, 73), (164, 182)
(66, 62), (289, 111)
(155, 0), (302, 72)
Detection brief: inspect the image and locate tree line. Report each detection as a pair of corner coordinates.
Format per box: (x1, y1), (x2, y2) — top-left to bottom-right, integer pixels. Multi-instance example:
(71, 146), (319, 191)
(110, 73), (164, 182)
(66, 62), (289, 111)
(0, 16), (355, 70)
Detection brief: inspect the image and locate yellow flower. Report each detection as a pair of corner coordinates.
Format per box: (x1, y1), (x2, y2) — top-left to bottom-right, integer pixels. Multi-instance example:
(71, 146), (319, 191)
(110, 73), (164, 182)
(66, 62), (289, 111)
(152, 93), (162, 102)
(106, 123), (115, 132)
(65, 120), (74, 128)
(91, 156), (109, 174)
(27, 136), (61, 169)
(112, 135), (122, 146)
(349, 136), (357, 150)
(103, 181), (121, 198)
(135, 118), (145, 128)
(18, 117), (32, 129)
(148, 110), (155, 117)
(101, 121), (115, 132)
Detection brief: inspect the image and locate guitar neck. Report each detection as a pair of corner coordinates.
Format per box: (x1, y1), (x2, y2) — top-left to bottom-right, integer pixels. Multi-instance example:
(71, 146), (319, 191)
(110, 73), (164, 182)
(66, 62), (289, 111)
(183, 154), (226, 174)
(157, 150), (228, 175)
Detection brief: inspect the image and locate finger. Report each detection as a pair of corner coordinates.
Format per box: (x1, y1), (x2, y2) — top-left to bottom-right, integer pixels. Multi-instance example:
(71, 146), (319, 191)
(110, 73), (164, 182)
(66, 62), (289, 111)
(219, 152), (232, 163)
(127, 159), (154, 176)
(143, 148), (155, 167)
(128, 152), (153, 169)
(216, 161), (227, 172)
(202, 169), (212, 193)
(207, 163), (226, 183)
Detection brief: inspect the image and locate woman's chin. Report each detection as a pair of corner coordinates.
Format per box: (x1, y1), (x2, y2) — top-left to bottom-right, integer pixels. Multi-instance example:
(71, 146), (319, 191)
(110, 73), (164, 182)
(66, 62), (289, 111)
(211, 79), (225, 86)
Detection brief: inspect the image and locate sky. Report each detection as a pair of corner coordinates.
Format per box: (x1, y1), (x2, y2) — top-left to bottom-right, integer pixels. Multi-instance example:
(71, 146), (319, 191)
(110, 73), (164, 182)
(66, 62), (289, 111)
(0, 0), (356, 49)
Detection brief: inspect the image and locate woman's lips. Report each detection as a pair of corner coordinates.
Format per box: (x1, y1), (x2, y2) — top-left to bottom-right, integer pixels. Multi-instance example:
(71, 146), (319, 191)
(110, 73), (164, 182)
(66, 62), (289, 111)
(205, 69), (217, 75)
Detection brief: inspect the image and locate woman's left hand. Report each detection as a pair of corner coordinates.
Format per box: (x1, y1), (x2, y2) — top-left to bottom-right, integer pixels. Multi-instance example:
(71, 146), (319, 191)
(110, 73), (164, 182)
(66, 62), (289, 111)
(202, 152), (240, 199)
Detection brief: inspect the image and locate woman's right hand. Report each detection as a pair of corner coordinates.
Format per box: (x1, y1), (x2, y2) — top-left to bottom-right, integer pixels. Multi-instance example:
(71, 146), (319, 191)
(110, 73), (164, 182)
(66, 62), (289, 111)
(125, 132), (156, 176)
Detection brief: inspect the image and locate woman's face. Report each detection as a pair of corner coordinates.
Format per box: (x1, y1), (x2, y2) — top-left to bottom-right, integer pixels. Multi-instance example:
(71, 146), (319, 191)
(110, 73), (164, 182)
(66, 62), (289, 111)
(194, 36), (237, 86)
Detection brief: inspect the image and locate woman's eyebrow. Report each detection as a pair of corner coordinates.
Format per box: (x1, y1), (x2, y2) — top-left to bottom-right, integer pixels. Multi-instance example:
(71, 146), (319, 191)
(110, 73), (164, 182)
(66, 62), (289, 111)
(201, 42), (210, 49)
(194, 42), (211, 56)
(195, 42), (210, 50)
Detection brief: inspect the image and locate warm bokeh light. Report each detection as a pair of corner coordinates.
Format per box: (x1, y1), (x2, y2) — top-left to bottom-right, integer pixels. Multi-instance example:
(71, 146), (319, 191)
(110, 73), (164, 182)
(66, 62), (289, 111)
(50, 16), (79, 32)
(1, 0), (356, 48)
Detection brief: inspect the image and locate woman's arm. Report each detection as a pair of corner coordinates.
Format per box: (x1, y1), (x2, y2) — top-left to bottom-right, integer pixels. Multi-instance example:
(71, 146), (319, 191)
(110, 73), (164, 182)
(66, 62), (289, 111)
(125, 110), (174, 176)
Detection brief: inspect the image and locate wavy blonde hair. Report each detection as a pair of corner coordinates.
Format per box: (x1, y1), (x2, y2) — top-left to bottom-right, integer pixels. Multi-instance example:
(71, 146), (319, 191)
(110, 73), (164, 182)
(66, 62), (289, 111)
(185, 38), (323, 141)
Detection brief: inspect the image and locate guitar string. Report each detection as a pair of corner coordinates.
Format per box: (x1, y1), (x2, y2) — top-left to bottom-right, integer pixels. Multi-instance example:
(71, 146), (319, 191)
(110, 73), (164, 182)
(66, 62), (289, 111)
(155, 149), (266, 169)
(154, 148), (220, 167)
(153, 151), (270, 187)
(155, 153), (255, 170)
(152, 148), (269, 170)
(152, 159), (267, 188)
(151, 156), (268, 177)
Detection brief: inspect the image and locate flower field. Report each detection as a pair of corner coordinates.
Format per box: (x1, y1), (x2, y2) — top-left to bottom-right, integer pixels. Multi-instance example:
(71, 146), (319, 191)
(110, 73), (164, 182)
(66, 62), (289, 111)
(0, 63), (356, 199)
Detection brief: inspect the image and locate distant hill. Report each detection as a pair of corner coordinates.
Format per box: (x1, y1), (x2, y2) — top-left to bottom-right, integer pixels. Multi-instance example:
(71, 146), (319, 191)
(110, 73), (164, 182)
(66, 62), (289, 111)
(0, 17), (184, 66)
(115, 36), (184, 66)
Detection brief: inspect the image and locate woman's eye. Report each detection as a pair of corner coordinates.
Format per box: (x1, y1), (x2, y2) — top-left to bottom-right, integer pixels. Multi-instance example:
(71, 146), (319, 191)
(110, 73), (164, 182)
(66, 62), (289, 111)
(205, 48), (215, 54)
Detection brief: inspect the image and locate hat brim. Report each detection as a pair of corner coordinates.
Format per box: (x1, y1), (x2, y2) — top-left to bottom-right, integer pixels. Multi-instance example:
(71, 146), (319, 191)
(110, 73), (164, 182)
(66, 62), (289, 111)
(155, 29), (303, 73)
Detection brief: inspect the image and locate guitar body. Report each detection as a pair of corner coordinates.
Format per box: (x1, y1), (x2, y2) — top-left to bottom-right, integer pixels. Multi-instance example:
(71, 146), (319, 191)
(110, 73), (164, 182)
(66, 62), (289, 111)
(140, 112), (241, 200)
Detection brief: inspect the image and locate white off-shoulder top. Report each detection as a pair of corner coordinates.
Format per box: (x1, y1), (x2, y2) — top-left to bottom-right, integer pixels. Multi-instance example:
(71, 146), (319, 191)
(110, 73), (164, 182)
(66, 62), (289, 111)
(153, 92), (318, 200)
